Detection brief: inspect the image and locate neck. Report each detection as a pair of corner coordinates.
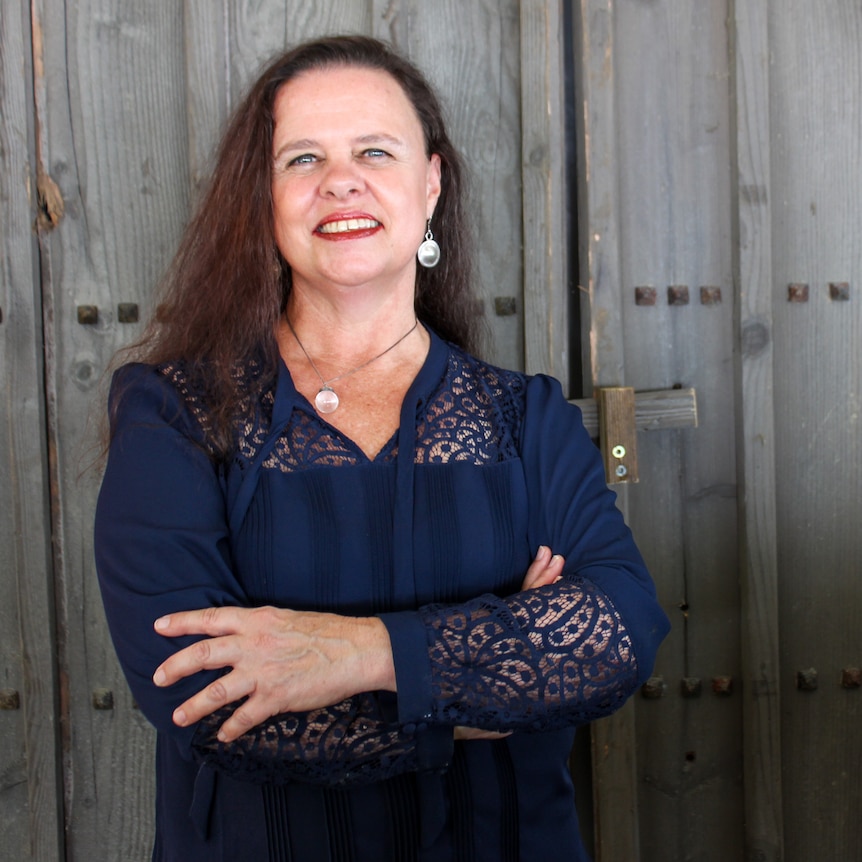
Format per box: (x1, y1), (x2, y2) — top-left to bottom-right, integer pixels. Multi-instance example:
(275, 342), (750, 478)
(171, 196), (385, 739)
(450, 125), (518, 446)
(284, 289), (419, 362)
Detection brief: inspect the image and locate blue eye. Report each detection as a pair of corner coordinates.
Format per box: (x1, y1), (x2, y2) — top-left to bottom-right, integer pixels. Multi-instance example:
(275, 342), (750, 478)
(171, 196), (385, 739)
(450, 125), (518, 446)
(363, 148), (388, 158)
(289, 153), (317, 166)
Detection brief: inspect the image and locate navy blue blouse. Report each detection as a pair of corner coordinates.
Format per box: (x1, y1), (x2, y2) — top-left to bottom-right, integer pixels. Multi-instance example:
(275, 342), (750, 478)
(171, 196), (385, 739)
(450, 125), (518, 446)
(95, 330), (669, 861)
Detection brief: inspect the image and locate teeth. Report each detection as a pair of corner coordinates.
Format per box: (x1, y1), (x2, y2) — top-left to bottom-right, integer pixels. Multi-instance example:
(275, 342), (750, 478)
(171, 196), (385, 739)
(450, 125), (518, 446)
(318, 218), (380, 234)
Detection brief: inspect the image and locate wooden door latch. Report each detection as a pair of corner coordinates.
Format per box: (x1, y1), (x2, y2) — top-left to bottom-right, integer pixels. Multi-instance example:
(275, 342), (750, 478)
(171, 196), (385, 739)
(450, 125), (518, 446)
(572, 386), (698, 485)
(598, 387), (639, 484)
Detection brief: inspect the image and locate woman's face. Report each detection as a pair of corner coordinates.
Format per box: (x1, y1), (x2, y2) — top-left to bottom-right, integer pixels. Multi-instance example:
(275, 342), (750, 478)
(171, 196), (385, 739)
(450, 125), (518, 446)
(271, 65), (442, 301)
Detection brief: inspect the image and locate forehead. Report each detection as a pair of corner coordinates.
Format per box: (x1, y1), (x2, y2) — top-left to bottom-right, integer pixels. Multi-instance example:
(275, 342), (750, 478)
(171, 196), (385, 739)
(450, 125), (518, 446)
(272, 65), (425, 144)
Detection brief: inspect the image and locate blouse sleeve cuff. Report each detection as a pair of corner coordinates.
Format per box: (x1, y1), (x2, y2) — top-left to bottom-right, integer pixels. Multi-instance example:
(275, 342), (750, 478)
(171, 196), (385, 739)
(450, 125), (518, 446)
(377, 609), (435, 725)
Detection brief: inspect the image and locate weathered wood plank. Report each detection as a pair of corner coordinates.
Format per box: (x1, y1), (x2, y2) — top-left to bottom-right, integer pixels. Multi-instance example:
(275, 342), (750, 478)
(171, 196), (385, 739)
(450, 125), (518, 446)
(573, 3), (642, 858)
(1, 5), (64, 860)
(0, 3), (63, 862)
(730, 1), (784, 858)
(521, 0), (569, 385)
(33, 1), (192, 858)
(611, 2), (743, 859)
(767, 4), (862, 860)
(394, 0), (524, 371)
(572, 386), (697, 438)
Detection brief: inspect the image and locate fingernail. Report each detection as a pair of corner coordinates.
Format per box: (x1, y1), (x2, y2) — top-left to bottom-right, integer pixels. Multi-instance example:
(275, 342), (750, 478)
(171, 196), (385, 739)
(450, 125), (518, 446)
(217, 730), (228, 743)
(154, 616), (170, 631)
(153, 668), (166, 686)
(173, 708), (187, 726)
(537, 545), (549, 558)
(551, 554), (564, 565)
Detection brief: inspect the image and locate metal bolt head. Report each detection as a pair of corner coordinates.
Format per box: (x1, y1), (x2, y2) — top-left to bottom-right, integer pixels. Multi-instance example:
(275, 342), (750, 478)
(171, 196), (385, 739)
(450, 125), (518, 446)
(117, 302), (140, 323)
(680, 677), (702, 698)
(700, 286), (722, 305)
(635, 286), (657, 306)
(829, 281), (850, 301)
(612, 445), (626, 459)
(796, 668), (818, 691)
(77, 305), (99, 325)
(92, 688), (114, 710)
(711, 676), (733, 696)
(667, 285), (690, 306)
(787, 283), (809, 303)
(615, 464), (628, 478)
(0, 689), (20, 710)
(841, 667), (861, 689)
(641, 676), (666, 699)
(493, 296), (517, 317)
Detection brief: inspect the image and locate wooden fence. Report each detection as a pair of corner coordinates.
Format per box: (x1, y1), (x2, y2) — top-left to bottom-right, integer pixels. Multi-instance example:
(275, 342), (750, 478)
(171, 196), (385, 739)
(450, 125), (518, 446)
(1, 2), (860, 860)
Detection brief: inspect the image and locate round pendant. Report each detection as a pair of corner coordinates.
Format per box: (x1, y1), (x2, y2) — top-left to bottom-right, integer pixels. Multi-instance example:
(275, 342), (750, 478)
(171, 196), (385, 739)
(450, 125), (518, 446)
(416, 238), (441, 268)
(315, 386), (339, 414)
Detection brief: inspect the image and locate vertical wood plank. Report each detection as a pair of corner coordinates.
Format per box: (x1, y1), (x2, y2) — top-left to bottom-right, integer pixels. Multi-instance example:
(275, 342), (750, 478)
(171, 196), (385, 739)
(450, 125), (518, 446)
(575, 0), (625, 393)
(0, 4), (64, 859)
(767, 5), (862, 859)
(573, 4), (641, 859)
(521, 0), (569, 386)
(730, 1), (784, 858)
(33, 1), (192, 858)
(610, 3), (742, 859)
(372, 0), (525, 370)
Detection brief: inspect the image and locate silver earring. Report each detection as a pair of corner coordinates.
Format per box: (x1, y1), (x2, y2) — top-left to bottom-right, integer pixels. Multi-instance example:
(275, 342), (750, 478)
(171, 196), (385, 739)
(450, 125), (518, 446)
(417, 220), (441, 268)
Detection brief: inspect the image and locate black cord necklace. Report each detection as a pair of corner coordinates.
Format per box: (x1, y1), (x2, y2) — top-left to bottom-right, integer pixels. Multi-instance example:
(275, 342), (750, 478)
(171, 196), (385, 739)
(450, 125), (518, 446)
(286, 317), (419, 414)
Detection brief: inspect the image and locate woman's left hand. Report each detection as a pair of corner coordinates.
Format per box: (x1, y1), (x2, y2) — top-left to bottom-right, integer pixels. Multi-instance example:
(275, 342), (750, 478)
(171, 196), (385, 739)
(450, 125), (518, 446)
(152, 606), (395, 742)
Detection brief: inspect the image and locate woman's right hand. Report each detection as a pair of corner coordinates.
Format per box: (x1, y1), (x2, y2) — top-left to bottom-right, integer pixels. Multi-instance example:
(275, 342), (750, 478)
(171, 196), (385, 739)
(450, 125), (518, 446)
(520, 545), (565, 590)
(453, 546), (565, 742)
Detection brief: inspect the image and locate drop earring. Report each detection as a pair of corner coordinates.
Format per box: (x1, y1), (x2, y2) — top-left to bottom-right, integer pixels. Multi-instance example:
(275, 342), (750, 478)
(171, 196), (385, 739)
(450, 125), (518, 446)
(417, 219), (441, 268)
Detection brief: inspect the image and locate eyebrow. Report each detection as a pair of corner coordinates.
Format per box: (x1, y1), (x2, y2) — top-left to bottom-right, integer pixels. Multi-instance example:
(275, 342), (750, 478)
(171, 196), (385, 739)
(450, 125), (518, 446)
(273, 133), (407, 161)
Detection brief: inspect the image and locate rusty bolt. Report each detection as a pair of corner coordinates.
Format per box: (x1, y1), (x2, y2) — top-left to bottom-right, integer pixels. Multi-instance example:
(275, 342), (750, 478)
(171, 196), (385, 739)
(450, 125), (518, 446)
(787, 283), (809, 303)
(641, 676), (666, 699)
(711, 676), (733, 696)
(92, 688), (114, 710)
(77, 305), (99, 324)
(700, 286), (722, 305)
(680, 677), (702, 698)
(494, 296), (517, 317)
(0, 689), (21, 710)
(841, 667), (861, 689)
(635, 286), (657, 306)
(117, 302), (140, 323)
(796, 668), (818, 691)
(828, 282), (850, 301)
(667, 285), (690, 306)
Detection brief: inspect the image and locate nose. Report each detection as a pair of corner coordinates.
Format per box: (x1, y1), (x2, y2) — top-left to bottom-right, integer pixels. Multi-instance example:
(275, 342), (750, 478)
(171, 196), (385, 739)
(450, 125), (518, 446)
(319, 157), (365, 199)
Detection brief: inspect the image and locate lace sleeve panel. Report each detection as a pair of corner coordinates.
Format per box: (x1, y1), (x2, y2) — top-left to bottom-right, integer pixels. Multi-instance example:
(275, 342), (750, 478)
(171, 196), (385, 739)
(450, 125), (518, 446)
(417, 576), (638, 732)
(190, 693), (428, 787)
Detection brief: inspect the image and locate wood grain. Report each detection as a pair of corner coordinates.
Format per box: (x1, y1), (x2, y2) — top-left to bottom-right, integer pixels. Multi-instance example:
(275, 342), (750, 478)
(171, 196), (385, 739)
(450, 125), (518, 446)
(33, 1), (192, 857)
(1, 3), (64, 860)
(731, 1), (785, 858)
(521, 0), (569, 385)
(767, 3), (862, 859)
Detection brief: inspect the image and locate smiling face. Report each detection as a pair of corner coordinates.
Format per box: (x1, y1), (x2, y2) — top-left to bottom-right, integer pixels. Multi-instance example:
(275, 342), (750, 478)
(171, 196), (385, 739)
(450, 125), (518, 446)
(271, 64), (442, 304)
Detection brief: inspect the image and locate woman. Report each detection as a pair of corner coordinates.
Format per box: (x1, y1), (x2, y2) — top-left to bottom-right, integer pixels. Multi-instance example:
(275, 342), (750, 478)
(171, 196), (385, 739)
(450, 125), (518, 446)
(95, 35), (669, 862)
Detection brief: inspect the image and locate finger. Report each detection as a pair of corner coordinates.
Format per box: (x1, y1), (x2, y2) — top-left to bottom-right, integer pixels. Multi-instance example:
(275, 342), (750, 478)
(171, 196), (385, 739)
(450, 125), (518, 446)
(154, 606), (247, 638)
(153, 634), (239, 687)
(170, 671), (255, 728)
(215, 700), (275, 743)
(546, 553), (565, 583)
(521, 545), (552, 590)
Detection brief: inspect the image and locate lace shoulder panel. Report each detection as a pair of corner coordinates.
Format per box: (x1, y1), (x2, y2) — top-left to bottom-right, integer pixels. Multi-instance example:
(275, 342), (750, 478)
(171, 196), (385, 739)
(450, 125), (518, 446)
(414, 347), (527, 465)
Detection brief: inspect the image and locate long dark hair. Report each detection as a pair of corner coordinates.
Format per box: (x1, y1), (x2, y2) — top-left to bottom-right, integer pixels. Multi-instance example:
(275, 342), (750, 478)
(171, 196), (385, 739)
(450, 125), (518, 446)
(121, 35), (481, 452)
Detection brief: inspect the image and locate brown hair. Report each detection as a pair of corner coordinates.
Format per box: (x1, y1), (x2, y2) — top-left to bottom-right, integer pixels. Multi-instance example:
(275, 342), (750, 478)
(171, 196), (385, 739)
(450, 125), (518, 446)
(123, 35), (481, 452)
